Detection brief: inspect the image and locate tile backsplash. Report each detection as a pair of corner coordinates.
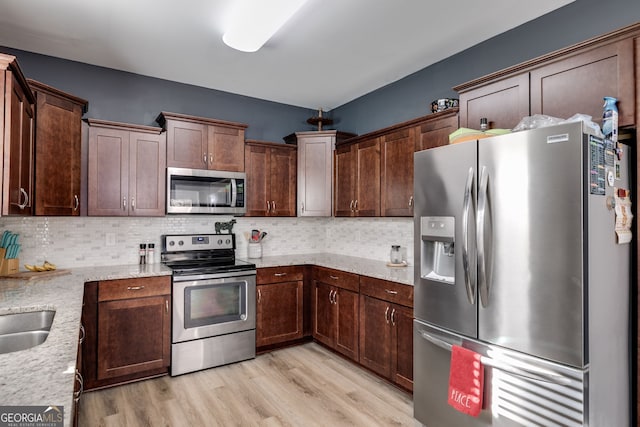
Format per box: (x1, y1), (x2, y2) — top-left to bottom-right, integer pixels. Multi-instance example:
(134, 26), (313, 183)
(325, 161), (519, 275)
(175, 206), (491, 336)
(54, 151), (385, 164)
(0, 216), (414, 268)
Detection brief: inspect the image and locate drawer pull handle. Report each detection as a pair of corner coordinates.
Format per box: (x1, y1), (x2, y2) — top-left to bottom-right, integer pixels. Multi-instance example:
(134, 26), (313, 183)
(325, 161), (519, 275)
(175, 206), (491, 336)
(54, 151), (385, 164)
(329, 275), (339, 280)
(385, 289), (398, 295)
(127, 286), (145, 291)
(274, 273), (287, 277)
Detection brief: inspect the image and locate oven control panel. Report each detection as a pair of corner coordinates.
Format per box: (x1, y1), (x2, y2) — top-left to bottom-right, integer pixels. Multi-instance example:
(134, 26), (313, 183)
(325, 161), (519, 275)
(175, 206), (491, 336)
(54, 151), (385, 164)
(163, 234), (235, 252)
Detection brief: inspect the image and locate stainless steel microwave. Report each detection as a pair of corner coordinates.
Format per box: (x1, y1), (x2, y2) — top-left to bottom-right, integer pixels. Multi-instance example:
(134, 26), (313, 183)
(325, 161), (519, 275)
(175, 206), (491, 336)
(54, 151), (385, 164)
(166, 167), (246, 215)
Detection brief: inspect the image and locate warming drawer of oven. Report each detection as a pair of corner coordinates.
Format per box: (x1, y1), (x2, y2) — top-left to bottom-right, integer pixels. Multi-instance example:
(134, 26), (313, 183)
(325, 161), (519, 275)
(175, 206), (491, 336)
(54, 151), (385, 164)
(172, 273), (256, 343)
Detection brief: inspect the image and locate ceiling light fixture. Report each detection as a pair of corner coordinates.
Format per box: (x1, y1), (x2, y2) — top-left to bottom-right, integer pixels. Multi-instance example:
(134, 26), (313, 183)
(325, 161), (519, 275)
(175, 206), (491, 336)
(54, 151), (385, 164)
(223, 0), (309, 53)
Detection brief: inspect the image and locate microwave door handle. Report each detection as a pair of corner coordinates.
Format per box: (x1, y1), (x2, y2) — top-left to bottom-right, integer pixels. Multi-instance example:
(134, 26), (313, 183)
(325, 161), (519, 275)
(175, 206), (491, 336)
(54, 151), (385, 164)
(230, 179), (237, 207)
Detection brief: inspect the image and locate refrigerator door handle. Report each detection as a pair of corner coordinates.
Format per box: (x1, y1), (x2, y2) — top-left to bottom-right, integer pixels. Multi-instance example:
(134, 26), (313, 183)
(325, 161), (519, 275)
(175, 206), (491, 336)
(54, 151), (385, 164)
(462, 167), (476, 305)
(477, 166), (492, 308)
(418, 330), (573, 386)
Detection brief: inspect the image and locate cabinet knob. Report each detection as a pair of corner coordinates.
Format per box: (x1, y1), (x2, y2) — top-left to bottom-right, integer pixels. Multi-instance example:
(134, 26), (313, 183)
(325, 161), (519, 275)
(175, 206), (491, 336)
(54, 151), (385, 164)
(127, 285), (145, 291)
(274, 272), (287, 277)
(301, 202), (305, 213)
(74, 195), (79, 211)
(131, 197), (135, 210)
(384, 306), (390, 324)
(122, 197), (127, 210)
(203, 153), (208, 166)
(408, 196), (414, 208)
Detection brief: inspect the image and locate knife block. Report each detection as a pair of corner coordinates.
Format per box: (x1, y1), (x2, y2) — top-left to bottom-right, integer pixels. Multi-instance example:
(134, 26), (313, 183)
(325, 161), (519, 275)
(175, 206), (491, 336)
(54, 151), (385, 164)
(0, 249), (19, 275)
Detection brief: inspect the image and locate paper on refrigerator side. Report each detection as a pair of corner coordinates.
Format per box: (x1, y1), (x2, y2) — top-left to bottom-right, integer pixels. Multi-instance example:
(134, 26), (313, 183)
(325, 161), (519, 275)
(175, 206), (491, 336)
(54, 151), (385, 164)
(614, 188), (633, 244)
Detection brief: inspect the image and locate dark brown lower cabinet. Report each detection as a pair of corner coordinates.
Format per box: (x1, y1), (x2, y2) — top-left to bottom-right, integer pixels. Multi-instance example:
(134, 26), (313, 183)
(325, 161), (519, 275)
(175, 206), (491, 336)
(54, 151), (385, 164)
(257, 280), (304, 347)
(256, 266), (307, 350)
(359, 278), (414, 391)
(312, 267), (360, 362)
(82, 276), (171, 390)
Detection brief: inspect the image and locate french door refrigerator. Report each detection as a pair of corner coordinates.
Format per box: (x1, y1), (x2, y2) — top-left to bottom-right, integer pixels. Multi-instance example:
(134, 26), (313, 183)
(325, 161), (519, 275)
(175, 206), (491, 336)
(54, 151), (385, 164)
(413, 122), (631, 427)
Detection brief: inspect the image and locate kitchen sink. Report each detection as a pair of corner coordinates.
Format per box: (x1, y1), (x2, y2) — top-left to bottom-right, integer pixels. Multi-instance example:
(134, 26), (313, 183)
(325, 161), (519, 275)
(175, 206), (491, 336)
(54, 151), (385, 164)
(0, 310), (55, 354)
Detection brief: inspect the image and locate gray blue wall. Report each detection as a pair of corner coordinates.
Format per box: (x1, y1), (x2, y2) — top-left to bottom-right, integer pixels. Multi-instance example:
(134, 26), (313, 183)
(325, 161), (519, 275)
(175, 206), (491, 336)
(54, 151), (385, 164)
(2, 0), (639, 139)
(334, 0), (640, 134)
(0, 47), (315, 142)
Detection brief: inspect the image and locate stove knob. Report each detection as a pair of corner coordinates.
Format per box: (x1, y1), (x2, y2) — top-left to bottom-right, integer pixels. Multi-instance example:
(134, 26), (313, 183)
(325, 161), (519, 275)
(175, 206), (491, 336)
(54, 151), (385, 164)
(218, 239), (223, 245)
(225, 239), (231, 245)
(178, 240), (184, 246)
(169, 241), (175, 246)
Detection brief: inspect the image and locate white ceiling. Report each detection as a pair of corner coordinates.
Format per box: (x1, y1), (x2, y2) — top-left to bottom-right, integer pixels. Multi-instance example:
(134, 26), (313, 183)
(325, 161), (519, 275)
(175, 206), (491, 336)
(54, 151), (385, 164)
(0, 0), (574, 110)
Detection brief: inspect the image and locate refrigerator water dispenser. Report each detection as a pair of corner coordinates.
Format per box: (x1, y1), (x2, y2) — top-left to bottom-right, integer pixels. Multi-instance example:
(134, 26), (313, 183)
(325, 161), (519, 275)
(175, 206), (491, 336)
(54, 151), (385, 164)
(420, 216), (455, 284)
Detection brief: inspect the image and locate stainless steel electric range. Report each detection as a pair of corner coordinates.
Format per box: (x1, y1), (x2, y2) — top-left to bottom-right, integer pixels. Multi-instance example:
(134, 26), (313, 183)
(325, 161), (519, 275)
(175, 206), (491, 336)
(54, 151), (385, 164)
(161, 233), (256, 376)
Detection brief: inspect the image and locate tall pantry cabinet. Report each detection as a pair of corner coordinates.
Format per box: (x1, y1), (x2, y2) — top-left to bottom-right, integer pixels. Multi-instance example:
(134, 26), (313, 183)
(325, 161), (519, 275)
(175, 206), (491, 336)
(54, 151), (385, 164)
(0, 53), (35, 216)
(293, 131), (355, 217)
(28, 79), (88, 215)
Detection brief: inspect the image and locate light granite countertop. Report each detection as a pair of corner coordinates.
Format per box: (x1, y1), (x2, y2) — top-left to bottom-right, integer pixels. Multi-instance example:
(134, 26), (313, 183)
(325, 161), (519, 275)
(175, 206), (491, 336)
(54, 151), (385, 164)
(241, 253), (414, 286)
(0, 254), (411, 427)
(0, 263), (172, 427)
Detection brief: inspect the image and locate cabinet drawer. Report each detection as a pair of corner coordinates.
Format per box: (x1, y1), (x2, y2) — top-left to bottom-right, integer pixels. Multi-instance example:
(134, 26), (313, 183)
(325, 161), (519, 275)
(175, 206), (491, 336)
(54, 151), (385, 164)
(359, 276), (413, 308)
(98, 276), (171, 302)
(313, 266), (359, 292)
(257, 266), (304, 284)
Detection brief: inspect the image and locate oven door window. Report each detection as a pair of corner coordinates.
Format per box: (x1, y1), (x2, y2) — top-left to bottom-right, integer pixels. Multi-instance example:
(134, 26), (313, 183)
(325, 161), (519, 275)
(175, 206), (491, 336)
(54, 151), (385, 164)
(184, 281), (247, 328)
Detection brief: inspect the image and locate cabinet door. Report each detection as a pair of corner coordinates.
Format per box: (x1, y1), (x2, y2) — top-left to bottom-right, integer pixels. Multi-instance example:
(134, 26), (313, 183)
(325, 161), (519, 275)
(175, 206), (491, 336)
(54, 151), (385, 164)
(33, 91), (83, 215)
(244, 143), (269, 216)
(256, 281), (303, 347)
(334, 144), (355, 216)
(208, 125), (245, 171)
(88, 127), (129, 216)
(354, 138), (380, 217)
(129, 131), (166, 216)
(334, 288), (359, 361)
(313, 281), (335, 347)
(269, 146), (296, 217)
(359, 295), (391, 377)
(459, 73), (530, 130)
(530, 38), (635, 127)
(417, 113), (459, 151)
(391, 304), (414, 391)
(297, 134), (333, 216)
(97, 295), (170, 380)
(166, 119), (207, 169)
(381, 128), (414, 217)
(4, 72), (34, 215)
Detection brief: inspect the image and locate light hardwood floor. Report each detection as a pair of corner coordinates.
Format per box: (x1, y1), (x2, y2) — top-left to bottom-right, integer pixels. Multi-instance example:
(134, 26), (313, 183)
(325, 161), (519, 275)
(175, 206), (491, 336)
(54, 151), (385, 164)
(79, 342), (415, 427)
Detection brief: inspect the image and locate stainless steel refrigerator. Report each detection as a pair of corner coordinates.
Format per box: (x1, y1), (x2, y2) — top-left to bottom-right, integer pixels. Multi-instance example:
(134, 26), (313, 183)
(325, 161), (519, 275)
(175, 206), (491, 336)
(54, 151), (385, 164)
(413, 122), (632, 427)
